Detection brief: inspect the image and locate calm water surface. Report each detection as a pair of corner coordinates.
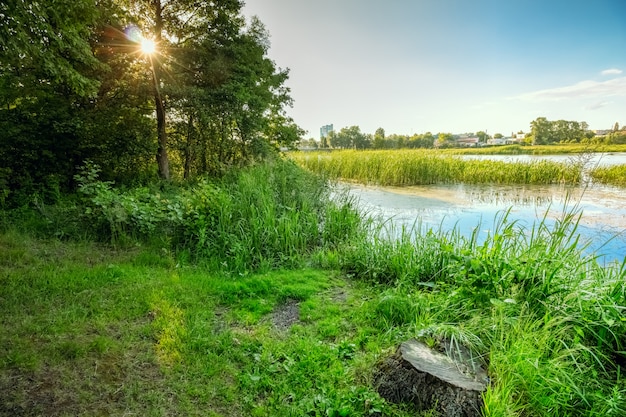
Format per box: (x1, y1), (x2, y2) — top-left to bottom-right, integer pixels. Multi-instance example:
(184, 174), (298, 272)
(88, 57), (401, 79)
(345, 181), (626, 264)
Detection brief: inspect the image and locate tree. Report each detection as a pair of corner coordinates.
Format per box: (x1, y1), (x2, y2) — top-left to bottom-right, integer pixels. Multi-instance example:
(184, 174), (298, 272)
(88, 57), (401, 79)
(373, 127), (386, 149)
(330, 126), (369, 149)
(0, 0), (302, 199)
(0, 0), (102, 101)
(476, 131), (490, 143)
(494, 133), (503, 139)
(0, 0), (107, 203)
(530, 117), (552, 145)
(435, 133), (454, 148)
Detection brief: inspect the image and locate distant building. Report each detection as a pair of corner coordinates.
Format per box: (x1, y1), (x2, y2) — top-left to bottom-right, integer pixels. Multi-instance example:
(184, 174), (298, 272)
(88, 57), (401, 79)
(320, 124), (334, 139)
(487, 138), (506, 146)
(594, 129), (612, 136)
(456, 137), (479, 147)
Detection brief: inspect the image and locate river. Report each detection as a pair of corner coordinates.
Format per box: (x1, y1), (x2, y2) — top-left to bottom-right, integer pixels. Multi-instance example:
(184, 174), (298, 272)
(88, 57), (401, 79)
(343, 153), (626, 264)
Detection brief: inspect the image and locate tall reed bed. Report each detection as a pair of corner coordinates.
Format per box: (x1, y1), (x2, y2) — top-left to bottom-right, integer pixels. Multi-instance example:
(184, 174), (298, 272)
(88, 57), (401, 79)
(332, 207), (626, 416)
(291, 150), (582, 185)
(590, 164), (626, 187)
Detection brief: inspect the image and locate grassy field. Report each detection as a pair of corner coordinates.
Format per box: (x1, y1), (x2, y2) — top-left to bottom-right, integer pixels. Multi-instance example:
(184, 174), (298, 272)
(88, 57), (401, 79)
(2, 159), (626, 416)
(0, 232), (420, 416)
(291, 150), (583, 186)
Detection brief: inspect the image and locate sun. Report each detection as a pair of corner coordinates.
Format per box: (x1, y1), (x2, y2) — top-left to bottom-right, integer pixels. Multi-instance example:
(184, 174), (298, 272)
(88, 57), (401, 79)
(140, 38), (156, 55)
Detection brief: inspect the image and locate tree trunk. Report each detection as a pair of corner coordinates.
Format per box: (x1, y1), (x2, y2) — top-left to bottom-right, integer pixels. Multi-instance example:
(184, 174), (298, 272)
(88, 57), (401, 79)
(153, 0), (170, 180)
(154, 88), (169, 180)
(183, 113), (193, 180)
(374, 339), (487, 417)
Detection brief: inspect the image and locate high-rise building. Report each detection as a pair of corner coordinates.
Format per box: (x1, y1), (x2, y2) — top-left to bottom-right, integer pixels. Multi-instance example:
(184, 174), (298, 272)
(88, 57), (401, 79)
(320, 124), (334, 139)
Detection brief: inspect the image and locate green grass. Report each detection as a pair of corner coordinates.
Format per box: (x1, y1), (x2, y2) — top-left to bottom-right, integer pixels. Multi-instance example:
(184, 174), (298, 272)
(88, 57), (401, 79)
(335, 208), (626, 416)
(291, 150), (583, 186)
(589, 164), (626, 187)
(0, 232), (428, 416)
(3, 159), (626, 416)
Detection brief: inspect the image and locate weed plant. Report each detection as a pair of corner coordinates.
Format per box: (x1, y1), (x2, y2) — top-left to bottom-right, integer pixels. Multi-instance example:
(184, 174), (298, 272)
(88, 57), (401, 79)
(291, 150), (582, 186)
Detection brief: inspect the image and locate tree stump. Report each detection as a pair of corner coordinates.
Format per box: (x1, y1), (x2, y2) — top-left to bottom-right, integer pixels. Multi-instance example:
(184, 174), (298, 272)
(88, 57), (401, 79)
(373, 339), (488, 417)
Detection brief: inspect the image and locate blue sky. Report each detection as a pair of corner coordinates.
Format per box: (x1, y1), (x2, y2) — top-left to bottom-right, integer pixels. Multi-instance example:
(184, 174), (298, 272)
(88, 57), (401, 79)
(243, 0), (626, 138)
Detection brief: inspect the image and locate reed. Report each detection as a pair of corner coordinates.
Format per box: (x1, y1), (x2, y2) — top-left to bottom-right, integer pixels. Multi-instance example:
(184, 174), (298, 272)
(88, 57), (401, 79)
(291, 150), (582, 186)
(589, 164), (626, 187)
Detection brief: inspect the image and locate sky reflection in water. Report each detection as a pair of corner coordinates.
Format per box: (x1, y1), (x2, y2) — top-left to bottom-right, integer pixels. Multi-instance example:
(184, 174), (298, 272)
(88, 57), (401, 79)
(345, 182), (626, 265)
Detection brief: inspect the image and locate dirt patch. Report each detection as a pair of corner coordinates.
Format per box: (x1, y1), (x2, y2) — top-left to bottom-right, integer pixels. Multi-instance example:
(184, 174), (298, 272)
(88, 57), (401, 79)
(271, 299), (301, 331)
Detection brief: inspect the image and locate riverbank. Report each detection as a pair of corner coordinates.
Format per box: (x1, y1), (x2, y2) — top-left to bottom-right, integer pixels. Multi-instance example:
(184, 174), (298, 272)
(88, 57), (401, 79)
(1, 159), (625, 416)
(441, 143), (626, 155)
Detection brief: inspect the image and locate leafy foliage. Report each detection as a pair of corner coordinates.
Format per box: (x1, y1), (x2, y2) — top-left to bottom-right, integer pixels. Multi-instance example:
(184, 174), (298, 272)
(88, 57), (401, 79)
(0, 0), (304, 204)
(73, 159), (363, 272)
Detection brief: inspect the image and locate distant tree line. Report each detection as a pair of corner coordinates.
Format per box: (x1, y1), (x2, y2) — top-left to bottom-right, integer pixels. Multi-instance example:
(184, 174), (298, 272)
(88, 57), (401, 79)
(301, 117), (626, 150)
(0, 0), (302, 207)
(529, 118), (592, 145)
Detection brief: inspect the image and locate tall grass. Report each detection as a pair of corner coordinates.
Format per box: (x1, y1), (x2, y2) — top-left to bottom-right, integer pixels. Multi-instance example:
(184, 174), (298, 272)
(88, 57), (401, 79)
(331, 205), (626, 416)
(291, 150), (582, 186)
(11, 158), (364, 273)
(589, 164), (626, 187)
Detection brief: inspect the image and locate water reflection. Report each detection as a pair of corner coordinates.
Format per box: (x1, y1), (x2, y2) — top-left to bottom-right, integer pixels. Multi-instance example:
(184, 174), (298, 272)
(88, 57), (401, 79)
(345, 182), (626, 264)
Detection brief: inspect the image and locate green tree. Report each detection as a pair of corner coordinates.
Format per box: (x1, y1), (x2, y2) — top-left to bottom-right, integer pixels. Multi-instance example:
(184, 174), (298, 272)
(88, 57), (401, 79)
(0, 0), (107, 203)
(476, 131), (490, 143)
(435, 133), (454, 148)
(530, 117), (552, 145)
(0, 0), (302, 198)
(0, 0), (102, 101)
(373, 127), (386, 149)
(113, 0), (299, 178)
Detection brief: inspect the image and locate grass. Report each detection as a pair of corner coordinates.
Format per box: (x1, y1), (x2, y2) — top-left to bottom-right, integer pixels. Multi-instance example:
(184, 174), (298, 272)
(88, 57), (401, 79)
(290, 150), (583, 186)
(589, 164), (626, 187)
(2, 159), (626, 416)
(0, 231), (443, 417)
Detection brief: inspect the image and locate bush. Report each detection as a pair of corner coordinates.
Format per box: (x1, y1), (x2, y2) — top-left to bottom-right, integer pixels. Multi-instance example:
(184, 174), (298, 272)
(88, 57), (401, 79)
(72, 159), (364, 272)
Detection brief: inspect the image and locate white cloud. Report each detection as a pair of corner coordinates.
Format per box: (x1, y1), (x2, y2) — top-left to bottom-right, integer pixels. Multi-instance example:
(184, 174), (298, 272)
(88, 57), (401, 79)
(601, 68), (622, 76)
(515, 77), (626, 101)
(586, 101), (610, 110)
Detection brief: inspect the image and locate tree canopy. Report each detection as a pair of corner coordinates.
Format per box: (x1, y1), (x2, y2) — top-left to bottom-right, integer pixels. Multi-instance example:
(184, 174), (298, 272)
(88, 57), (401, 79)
(0, 0), (302, 205)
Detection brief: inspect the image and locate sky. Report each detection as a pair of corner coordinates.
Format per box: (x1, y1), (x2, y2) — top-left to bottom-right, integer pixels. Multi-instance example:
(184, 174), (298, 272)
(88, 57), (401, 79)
(242, 0), (626, 138)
